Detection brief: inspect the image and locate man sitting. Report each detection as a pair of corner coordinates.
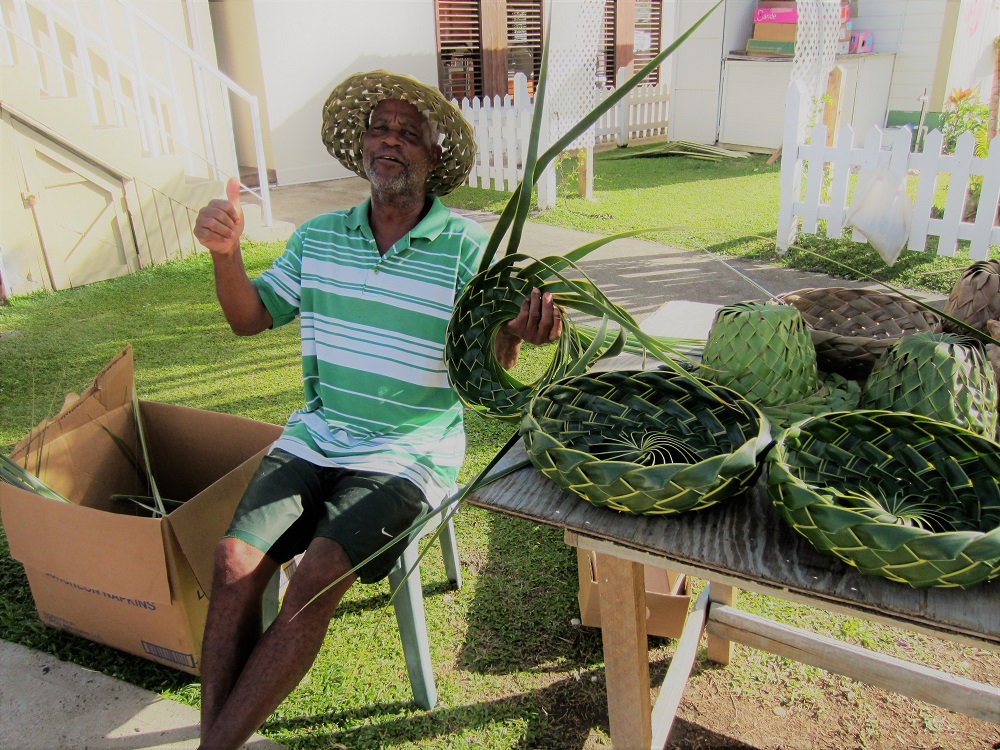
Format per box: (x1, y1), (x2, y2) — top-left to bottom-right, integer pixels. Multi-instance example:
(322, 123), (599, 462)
(192, 70), (560, 750)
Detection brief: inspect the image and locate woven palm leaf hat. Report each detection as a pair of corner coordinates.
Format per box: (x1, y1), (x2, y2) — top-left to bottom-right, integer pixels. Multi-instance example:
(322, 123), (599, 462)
(699, 302), (862, 431)
(321, 70), (476, 196)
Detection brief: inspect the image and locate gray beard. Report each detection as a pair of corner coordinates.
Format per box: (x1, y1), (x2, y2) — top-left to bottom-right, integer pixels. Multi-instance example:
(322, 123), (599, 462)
(364, 154), (424, 199)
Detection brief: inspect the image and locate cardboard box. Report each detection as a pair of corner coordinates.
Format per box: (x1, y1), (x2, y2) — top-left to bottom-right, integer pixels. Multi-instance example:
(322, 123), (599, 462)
(753, 22), (797, 42)
(576, 548), (691, 639)
(850, 31), (873, 53)
(755, 2), (850, 24)
(0, 347), (281, 674)
(746, 39), (796, 56)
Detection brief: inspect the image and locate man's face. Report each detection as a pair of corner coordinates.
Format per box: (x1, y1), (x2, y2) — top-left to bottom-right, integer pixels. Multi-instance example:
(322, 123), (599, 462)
(362, 99), (441, 198)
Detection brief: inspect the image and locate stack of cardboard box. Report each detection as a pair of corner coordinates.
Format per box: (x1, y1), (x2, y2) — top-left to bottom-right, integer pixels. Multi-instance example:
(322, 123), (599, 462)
(747, 1), (853, 58)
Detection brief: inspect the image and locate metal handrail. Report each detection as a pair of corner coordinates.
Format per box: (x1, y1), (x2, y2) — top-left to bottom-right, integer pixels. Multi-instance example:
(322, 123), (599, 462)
(1, 0), (272, 225)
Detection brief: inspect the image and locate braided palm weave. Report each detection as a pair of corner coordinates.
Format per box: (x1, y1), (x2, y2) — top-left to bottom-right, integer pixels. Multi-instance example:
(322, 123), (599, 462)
(320, 70), (476, 196)
(446, 254), (614, 421)
(698, 302), (861, 430)
(776, 287), (944, 378)
(767, 410), (1000, 588)
(860, 332), (998, 439)
(521, 370), (771, 515)
(943, 260), (1000, 335)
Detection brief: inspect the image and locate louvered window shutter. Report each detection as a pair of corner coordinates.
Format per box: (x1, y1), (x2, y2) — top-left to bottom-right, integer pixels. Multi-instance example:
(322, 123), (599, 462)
(599, 0), (662, 87)
(506, 1), (543, 97)
(599, 0), (617, 87)
(633, 0), (662, 85)
(435, 0), (483, 101)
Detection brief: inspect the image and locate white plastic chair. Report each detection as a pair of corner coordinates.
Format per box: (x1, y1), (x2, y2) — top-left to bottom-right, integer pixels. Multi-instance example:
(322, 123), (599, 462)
(262, 504), (461, 709)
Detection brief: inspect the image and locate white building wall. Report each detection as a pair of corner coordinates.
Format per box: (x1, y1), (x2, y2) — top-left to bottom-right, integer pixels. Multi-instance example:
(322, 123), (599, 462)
(944, 0), (1000, 109)
(239, 0), (439, 185)
(849, 0), (945, 113)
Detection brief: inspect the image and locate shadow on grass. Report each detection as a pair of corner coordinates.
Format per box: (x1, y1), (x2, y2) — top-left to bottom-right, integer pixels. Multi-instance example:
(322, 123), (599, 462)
(263, 659), (754, 750)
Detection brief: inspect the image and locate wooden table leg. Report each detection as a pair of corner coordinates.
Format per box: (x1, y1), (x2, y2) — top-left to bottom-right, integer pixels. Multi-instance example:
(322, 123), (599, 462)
(706, 582), (737, 665)
(597, 552), (652, 749)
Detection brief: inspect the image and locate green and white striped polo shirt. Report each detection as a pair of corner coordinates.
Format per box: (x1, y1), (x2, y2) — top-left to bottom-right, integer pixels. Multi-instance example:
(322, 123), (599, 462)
(252, 197), (489, 506)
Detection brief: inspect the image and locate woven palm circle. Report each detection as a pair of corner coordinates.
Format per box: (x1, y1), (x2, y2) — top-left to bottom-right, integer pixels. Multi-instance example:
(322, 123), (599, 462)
(776, 287), (944, 378)
(320, 70), (476, 196)
(767, 410), (1000, 588)
(943, 260), (1000, 334)
(446, 254), (608, 421)
(521, 370), (771, 515)
(700, 302), (819, 406)
(860, 332), (998, 439)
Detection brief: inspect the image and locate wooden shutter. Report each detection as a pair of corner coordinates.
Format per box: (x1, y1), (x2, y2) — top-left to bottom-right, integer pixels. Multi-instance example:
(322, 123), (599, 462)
(434, 0), (483, 101)
(599, 0), (661, 87)
(599, 0), (616, 87)
(633, 0), (662, 85)
(506, 0), (543, 96)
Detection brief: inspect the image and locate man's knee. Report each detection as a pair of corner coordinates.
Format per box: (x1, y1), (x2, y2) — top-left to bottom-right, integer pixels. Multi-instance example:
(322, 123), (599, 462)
(211, 536), (277, 595)
(277, 538), (356, 618)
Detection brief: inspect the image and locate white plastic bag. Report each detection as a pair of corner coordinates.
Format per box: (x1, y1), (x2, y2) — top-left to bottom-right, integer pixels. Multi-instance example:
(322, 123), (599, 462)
(844, 166), (913, 266)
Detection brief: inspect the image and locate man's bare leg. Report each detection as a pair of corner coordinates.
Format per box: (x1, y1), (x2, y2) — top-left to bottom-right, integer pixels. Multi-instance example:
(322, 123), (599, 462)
(200, 538), (278, 735)
(198, 536), (357, 750)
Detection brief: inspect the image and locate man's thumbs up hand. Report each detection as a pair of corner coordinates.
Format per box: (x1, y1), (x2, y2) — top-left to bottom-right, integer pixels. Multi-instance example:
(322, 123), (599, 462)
(194, 177), (246, 258)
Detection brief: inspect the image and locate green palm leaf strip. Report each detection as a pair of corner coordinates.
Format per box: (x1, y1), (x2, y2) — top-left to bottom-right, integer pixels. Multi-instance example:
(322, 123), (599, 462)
(0, 453), (71, 503)
(480, 0), (725, 270)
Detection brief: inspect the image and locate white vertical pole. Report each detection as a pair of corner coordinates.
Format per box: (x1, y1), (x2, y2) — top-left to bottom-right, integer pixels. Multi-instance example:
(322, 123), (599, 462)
(70, 2), (99, 122)
(776, 81), (809, 251)
(98, 0), (125, 127)
(123, 3), (158, 156)
(616, 66), (629, 147)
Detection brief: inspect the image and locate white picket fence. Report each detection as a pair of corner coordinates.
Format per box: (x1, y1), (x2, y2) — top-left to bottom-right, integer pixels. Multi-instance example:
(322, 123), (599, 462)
(455, 69), (671, 193)
(594, 68), (670, 146)
(778, 86), (1000, 261)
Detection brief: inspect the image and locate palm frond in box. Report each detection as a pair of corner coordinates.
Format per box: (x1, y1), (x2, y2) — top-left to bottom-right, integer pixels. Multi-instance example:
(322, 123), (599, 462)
(767, 410), (1000, 589)
(521, 370), (771, 515)
(860, 332), (998, 439)
(776, 287), (944, 378)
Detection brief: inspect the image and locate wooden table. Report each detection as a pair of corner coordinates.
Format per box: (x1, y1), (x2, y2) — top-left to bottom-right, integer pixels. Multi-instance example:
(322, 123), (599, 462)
(468, 436), (1000, 749)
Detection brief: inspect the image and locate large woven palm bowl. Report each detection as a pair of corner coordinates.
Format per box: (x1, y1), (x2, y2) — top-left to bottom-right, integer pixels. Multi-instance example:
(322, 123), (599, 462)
(776, 287), (944, 378)
(767, 410), (1000, 589)
(521, 370), (772, 515)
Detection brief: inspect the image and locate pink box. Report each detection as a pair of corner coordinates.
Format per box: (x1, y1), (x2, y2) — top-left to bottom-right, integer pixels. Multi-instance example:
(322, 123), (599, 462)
(849, 31), (873, 53)
(754, 5), (850, 24)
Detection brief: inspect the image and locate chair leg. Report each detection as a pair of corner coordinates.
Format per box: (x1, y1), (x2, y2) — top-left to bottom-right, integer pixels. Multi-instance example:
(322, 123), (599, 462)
(439, 515), (462, 590)
(388, 541), (437, 710)
(262, 569), (281, 629)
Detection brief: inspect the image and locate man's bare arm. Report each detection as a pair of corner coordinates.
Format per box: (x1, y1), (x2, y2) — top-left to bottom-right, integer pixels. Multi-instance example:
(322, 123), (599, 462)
(193, 178), (273, 336)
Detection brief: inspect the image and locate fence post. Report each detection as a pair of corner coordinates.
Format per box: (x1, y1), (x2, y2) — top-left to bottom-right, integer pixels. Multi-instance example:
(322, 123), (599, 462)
(616, 66), (629, 147)
(536, 112), (557, 210)
(776, 81), (809, 251)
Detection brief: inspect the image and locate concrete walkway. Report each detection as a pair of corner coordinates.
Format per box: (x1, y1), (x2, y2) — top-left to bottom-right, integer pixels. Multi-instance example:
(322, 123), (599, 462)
(0, 641), (282, 749)
(0, 176), (944, 750)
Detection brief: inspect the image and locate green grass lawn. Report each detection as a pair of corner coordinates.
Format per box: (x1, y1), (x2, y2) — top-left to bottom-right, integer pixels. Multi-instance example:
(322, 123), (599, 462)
(1, 154), (998, 748)
(446, 144), (999, 296)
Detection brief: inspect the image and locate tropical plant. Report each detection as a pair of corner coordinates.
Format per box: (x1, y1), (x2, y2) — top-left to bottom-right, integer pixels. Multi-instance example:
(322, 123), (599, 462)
(940, 87), (990, 154)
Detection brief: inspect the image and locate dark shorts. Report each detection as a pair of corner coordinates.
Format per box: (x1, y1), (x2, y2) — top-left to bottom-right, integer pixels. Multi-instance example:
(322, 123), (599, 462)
(225, 449), (428, 584)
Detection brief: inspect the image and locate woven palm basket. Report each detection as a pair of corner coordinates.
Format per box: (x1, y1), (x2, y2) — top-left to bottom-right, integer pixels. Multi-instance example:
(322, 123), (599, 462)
(860, 332), (998, 439)
(521, 370), (771, 515)
(767, 410), (1000, 589)
(943, 260), (1000, 334)
(776, 287), (944, 378)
